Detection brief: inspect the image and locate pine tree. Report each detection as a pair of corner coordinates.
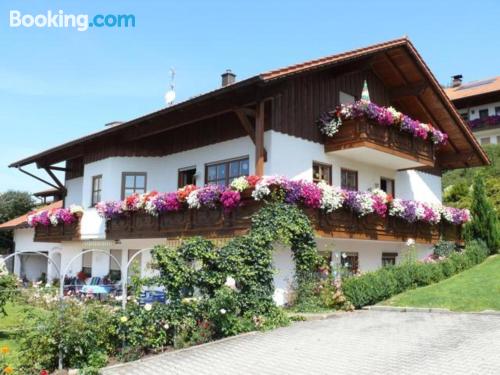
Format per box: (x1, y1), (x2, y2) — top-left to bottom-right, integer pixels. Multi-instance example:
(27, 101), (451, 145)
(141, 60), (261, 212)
(464, 176), (500, 253)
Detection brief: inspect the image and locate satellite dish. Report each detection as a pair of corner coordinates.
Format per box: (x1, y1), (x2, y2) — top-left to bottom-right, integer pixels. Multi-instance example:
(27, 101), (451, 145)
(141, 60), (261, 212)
(165, 90), (176, 105)
(164, 67), (176, 106)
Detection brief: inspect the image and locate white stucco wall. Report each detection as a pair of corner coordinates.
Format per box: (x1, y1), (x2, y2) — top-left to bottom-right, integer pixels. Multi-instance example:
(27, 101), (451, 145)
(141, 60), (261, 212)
(12, 228), (60, 281)
(81, 135), (262, 207)
(395, 170), (442, 203)
(65, 177), (83, 207)
(317, 238), (433, 272)
(272, 243), (295, 306)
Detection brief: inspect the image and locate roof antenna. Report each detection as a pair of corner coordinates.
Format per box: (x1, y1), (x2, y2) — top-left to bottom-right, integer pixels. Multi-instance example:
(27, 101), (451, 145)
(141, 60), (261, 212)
(164, 67), (176, 106)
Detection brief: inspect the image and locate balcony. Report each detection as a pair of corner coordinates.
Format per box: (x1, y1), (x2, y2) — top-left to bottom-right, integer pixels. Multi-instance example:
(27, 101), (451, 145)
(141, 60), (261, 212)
(104, 197), (460, 244)
(34, 221), (80, 242)
(324, 118), (436, 170)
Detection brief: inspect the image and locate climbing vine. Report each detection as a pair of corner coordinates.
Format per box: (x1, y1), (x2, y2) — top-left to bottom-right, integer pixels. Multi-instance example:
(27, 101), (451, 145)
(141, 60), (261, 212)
(151, 202), (323, 314)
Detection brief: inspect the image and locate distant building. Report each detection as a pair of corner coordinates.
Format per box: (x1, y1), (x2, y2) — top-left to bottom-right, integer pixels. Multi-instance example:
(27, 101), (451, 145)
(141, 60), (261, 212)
(445, 75), (500, 146)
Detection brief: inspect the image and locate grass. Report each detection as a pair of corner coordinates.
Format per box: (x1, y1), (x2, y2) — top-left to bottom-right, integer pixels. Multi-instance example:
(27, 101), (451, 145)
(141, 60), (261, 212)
(382, 255), (500, 312)
(0, 300), (40, 366)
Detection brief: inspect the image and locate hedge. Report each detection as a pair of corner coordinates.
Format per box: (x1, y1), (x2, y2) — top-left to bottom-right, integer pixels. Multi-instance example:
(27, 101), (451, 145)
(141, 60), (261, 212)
(342, 240), (489, 308)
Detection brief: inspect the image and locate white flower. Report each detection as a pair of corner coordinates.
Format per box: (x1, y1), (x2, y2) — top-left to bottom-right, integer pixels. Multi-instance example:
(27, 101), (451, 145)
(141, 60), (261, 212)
(144, 199), (159, 216)
(252, 180), (271, 200)
(406, 238), (415, 247)
(220, 308), (227, 315)
(230, 176), (250, 192)
(318, 181), (344, 213)
(27, 214), (35, 227)
(224, 276), (237, 290)
(144, 303), (152, 311)
(389, 199), (405, 218)
(356, 192), (375, 216)
(186, 190), (201, 209)
(49, 214), (59, 226)
(163, 323), (170, 329)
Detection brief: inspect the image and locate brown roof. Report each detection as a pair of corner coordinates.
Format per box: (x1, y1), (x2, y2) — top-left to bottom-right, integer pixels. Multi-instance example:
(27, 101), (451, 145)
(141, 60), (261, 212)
(8, 37), (489, 169)
(0, 201), (62, 231)
(261, 38), (408, 81)
(444, 76), (500, 101)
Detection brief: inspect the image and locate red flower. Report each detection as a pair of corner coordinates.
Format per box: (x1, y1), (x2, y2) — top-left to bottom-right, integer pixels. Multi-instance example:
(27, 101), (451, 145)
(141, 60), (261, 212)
(246, 175), (261, 187)
(40, 369), (49, 375)
(177, 184), (197, 202)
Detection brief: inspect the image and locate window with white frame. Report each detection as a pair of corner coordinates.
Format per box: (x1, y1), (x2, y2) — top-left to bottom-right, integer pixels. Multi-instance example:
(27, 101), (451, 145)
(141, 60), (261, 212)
(109, 249), (122, 281)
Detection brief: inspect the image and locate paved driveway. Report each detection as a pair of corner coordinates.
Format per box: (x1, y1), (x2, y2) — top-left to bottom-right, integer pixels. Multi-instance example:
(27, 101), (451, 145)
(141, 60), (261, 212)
(103, 311), (500, 375)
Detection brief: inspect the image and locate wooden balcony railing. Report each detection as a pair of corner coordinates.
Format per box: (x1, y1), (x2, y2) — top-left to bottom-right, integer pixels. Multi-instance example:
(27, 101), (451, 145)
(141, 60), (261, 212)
(324, 118), (436, 167)
(34, 221), (81, 243)
(105, 198), (461, 244)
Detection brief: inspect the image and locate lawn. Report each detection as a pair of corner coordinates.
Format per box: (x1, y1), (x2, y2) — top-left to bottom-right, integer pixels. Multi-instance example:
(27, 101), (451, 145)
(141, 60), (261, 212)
(0, 300), (41, 366)
(382, 255), (500, 311)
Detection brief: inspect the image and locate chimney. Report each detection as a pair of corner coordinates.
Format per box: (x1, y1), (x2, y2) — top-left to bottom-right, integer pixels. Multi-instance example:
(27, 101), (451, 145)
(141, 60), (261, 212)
(221, 69), (236, 87)
(451, 74), (463, 88)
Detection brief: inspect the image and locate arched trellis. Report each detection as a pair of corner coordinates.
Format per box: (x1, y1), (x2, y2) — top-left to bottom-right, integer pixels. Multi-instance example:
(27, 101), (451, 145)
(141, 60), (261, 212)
(59, 249), (122, 301)
(2, 251), (62, 280)
(121, 247), (153, 309)
(5, 247), (156, 370)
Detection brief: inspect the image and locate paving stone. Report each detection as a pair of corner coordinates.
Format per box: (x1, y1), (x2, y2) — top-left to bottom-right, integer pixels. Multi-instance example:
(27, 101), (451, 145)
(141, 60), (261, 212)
(103, 311), (500, 375)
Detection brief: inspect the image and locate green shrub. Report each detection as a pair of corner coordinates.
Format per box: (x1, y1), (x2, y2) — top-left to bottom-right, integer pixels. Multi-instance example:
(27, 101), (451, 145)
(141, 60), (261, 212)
(464, 176), (500, 253)
(343, 240), (489, 308)
(433, 240), (457, 257)
(18, 300), (118, 373)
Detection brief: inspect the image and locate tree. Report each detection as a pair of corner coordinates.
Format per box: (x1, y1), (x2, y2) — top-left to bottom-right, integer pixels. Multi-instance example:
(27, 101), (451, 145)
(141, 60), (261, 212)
(443, 144), (500, 214)
(0, 191), (35, 253)
(464, 176), (500, 254)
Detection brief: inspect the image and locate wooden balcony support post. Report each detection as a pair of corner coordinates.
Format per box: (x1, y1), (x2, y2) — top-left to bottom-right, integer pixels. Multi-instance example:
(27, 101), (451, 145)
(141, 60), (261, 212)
(255, 101), (265, 176)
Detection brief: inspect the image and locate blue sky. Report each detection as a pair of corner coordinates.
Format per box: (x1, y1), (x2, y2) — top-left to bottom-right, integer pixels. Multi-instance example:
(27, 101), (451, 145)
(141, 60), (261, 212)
(1, 0), (499, 193)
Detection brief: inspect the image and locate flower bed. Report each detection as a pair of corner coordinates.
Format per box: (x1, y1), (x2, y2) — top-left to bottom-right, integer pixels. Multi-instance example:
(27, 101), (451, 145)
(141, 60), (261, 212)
(94, 176), (470, 226)
(317, 100), (448, 146)
(27, 205), (84, 227)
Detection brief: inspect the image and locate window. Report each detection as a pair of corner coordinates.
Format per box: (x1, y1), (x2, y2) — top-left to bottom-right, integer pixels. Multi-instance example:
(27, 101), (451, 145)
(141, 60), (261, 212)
(341, 252), (359, 274)
(109, 249), (122, 281)
(380, 177), (395, 196)
(82, 250), (92, 276)
(178, 167), (196, 188)
(313, 162), (332, 184)
(382, 252), (398, 267)
(121, 172), (147, 199)
(459, 112), (469, 121)
(128, 249), (142, 277)
(495, 106), (500, 116)
(205, 157), (249, 186)
(479, 109), (489, 120)
(91, 175), (102, 206)
(480, 137), (491, 145)
(341, 169), (358, 190)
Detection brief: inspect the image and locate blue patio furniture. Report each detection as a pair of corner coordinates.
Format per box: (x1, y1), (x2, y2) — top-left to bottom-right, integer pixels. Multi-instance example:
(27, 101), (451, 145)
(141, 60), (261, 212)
(139, 290), (166, 306)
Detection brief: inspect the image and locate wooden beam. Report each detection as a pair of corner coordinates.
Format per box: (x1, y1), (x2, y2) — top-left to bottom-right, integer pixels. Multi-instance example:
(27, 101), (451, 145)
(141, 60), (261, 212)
(46, 166), (69, 172)
(234, 109), (256, 143)
(388, 81), (428, 100)
(17, 167), (59, 190)
(234, 109), (268, 161)
(44, 167), (65, 190)
(255, 101), (265, 176)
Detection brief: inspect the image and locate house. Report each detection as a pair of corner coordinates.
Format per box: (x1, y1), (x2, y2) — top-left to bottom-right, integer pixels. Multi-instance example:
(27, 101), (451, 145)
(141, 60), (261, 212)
(445, 75), (500, 146)
(5, 38), (488, 304)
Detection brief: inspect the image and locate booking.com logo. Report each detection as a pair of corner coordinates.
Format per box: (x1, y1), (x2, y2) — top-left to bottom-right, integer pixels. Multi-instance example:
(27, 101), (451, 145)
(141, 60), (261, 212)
(9, 10), (135, 31)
